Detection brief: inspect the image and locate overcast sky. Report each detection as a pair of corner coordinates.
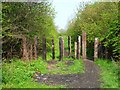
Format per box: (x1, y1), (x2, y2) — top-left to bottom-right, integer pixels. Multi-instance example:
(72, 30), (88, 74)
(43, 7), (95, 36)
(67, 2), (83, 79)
(51, 0), (94, 30)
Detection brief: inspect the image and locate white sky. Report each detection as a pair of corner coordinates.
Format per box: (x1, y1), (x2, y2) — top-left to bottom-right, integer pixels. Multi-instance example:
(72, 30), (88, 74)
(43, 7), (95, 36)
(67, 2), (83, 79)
(51, 0), (94, 30)
(51, 0), (118, 31)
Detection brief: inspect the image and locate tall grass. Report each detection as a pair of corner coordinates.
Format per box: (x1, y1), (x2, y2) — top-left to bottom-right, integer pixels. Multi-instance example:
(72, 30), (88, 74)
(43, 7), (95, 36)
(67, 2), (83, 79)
(95, 59), (119, 88)
(2, 57), (84, 88)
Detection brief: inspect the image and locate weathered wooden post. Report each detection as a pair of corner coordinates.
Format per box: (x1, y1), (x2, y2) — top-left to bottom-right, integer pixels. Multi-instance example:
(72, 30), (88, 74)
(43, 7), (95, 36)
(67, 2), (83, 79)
(74, 42), (77, 59)
(94, 38), (99, 60)
(105, 47), (108, 59)
(62, 38), (64, 57)
(77, 36), (81, 59)
(68, 36), (71, 56)
(22, 35), (29, 60)
(52, 37), (55, 60)
(82, 31), (87, 60)
(59, 37), (63, 61)
(29, 44), (33, 60)
(34, 36), (38, 60)
(42, 36), (46, 60)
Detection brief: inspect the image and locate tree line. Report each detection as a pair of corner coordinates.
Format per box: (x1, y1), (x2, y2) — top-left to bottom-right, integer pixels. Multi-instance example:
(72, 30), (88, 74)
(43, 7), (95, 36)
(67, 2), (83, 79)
(66, 2), (120, 61)
(2, 1), (58, 60)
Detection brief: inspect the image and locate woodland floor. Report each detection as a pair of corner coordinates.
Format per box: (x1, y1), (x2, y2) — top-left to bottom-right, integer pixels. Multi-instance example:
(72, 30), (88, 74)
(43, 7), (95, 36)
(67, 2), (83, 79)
(36, 59), (101, 88)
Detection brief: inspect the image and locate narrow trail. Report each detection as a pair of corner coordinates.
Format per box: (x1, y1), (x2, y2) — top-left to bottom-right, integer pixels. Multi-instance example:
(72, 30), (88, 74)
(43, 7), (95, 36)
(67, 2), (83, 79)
(45, 59), (101, 88)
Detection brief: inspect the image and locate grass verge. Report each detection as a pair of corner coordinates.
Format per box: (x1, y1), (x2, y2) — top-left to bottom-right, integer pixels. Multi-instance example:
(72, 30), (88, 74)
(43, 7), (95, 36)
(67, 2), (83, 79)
(2, 57), (84, 88)
(95, 59), (119, 88)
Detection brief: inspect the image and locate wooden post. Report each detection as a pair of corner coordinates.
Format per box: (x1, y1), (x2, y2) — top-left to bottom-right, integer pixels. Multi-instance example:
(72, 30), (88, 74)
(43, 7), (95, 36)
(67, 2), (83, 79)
(62, 38), (64, 57)
(77, 36), (81, 59)
(34, 36), (38, 60)
(68, 36), (71, 56)
(105, 47), (108, 59)
(59, 37), (63, 61)
(74, 42), (77, 59)
(29, 44), (33, 60)
(22, 35), (29, 60)
(52, 37), (55, 60)
(42, 36), (46, 60)
(82, 31), (87, 60)
(94, 38), (99, 60)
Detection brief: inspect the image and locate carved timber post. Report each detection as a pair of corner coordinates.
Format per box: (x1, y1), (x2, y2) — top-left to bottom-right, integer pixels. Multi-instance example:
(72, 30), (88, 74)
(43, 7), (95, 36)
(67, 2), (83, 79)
(94, 38), (99, 60)
(34, 36), (38, 60)
(42, 36), (46, 60)
(22, 35), (29, 61)
(68, 36), (71, 56)
(29, 44), (33, 60)
(75, 42), (77, 59)
(77, 36), (81, 59)
(52, 37), (55, 60)
(62, 38), (64, 57)
(82, 31), (87, 60)
(59, 37), (63, 61)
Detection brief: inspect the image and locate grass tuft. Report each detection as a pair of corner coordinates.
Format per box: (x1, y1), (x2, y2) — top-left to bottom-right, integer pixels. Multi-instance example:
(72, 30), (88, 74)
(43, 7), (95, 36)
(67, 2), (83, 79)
(95, 59), (119, 88)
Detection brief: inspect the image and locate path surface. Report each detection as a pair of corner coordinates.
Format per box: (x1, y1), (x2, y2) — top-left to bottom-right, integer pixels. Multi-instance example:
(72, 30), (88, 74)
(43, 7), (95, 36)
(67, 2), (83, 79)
(45, 59), (101, 88)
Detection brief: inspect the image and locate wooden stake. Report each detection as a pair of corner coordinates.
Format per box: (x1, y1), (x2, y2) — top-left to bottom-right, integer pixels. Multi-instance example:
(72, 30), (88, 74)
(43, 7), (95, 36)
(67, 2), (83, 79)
(82, 31), (87, 60)
(59, 37), (63, 61)
(22, 35), (29, 61)
(77, 36), (81, 59)
(29, 44), (33, 60)
(62, 38), (64, 57)
(75, 42), (77, 59)
(68, 36), (71, 56)
(34, 36), (38, 60)
(94, 38), (99, 60)
(42, 36), (46, 60)
(52, 37), (55, 60)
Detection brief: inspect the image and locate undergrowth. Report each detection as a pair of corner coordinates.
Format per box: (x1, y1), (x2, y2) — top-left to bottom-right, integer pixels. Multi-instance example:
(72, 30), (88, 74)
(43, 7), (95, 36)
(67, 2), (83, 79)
(2, 56), (84, 88)
(2, 57), (64, 88)
(95, 59), (119, 88)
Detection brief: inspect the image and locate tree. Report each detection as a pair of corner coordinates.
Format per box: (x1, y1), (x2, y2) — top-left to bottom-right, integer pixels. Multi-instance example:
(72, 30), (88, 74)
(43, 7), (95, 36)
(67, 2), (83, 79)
(2, 1), (58, 60)
(66, 2), (119, 60)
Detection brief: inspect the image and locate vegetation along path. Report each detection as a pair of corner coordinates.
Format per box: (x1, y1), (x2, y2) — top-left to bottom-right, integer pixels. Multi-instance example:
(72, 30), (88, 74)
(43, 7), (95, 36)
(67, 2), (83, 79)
(40, 59), (101, 88)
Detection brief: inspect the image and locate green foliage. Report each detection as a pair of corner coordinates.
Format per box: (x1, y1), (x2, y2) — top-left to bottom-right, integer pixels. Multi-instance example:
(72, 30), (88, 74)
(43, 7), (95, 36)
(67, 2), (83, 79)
(2, 57), (84, 88)
(2, 1), (58, 59)
(2, 57), (48, 85)
(66, 2), (119, 60)
(95, 59), (119, 88)
(2, 57), (65, 88)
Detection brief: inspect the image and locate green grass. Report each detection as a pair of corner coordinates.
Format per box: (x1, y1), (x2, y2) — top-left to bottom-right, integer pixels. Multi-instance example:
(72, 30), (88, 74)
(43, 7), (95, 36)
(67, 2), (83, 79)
(48, 59), (84, 74)
(2, 57), (84, 88)
(2, 57), (65, 88)
(95, 59), (119, 88)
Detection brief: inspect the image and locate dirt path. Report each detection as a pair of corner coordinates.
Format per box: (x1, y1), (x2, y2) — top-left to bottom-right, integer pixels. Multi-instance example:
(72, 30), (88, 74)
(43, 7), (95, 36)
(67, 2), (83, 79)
(45, 59), (101, 88)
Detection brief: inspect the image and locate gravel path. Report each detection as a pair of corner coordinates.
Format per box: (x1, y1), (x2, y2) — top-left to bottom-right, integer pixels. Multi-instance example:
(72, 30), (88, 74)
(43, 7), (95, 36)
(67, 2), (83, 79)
(45, 59), (101, 88)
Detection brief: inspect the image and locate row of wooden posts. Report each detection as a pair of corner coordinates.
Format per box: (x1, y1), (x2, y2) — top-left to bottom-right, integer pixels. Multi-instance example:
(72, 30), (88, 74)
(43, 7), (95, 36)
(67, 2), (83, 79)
(22, 32), (99, 61)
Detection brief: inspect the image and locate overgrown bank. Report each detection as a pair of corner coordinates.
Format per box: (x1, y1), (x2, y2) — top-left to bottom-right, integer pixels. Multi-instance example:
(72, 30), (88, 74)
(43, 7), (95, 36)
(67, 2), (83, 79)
(2, 57), (84, 88)
(95, 59), (119, 88)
